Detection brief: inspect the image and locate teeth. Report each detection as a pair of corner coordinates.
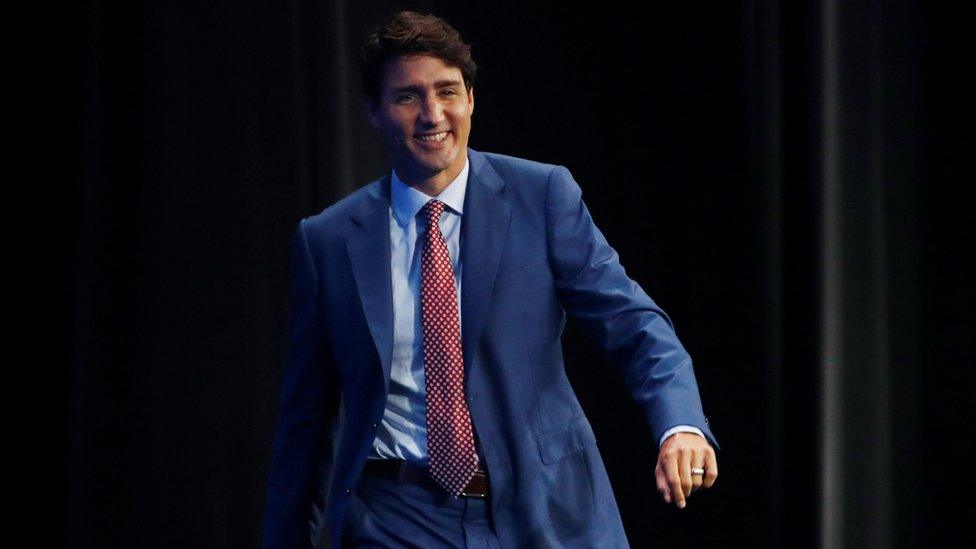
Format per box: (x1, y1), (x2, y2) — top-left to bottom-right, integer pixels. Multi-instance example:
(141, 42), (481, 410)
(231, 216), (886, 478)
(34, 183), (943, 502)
(417, 131), (448, 142)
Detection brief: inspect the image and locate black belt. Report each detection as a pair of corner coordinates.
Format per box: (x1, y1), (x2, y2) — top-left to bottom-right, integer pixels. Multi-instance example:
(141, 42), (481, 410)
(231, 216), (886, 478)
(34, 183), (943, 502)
(362, 459), (490, 499)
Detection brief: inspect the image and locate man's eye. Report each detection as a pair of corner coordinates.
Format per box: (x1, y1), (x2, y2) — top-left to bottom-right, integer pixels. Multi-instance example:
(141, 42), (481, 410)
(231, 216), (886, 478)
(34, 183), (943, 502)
(396, 94), (415, 103)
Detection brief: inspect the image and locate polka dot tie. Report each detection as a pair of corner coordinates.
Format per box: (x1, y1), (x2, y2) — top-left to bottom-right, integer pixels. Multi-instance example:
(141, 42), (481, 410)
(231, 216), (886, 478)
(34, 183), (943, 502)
(420, 199), (478, 497)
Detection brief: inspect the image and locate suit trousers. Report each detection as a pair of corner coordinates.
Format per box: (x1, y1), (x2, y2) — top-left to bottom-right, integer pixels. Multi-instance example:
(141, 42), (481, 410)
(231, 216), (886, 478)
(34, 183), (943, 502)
(340, 467), (502, 548)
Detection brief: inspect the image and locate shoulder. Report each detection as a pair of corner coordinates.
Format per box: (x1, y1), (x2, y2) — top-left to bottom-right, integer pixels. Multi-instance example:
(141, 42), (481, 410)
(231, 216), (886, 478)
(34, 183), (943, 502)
(474, 148), (562, 185)
(470, 148), (581, 208)
(305, 176), (385, 230)
(472, 148), (581, 206)
(297, 174), (386, 245)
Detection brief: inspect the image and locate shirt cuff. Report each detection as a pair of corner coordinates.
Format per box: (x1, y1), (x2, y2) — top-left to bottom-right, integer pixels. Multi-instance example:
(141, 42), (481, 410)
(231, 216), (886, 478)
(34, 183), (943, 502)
(658, 425), (705, 448)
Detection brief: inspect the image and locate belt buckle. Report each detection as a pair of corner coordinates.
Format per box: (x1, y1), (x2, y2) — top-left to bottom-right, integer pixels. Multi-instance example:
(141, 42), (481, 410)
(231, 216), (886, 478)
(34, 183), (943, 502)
(460, 470), (487, 499)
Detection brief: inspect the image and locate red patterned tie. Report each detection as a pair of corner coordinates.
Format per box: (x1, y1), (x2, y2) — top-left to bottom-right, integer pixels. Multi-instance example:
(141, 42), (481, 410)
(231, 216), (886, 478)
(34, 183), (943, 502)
(420, 198), (478, 497)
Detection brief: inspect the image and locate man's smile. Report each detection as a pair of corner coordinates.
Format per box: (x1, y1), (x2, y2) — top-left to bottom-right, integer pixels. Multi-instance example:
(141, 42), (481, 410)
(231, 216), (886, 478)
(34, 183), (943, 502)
(415, 130), (450, 141)
(413, 130), (452, 149)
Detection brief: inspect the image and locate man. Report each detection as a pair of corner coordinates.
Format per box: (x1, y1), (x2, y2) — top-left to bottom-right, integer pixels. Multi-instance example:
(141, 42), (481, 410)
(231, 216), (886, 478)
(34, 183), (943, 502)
(263, 10), (718, 549)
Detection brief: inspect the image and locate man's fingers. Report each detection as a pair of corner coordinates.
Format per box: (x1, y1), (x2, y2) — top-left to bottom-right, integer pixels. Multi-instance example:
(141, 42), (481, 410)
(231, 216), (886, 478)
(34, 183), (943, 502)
(678, 448), (693, 506)
(657, 433), (719, 509)
(654, 462), (671, 503)
(665, 454), (685, 509)
(703, 446), (719, 488)
(690, 447), (704, 493)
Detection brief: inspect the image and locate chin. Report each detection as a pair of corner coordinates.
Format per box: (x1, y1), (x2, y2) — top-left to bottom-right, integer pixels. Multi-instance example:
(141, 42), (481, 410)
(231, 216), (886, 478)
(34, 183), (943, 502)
(417, 153), (456, 171)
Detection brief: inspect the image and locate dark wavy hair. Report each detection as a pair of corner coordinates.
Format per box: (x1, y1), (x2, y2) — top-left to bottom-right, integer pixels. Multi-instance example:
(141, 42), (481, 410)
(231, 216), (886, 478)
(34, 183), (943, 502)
(360, 11), (477, 105)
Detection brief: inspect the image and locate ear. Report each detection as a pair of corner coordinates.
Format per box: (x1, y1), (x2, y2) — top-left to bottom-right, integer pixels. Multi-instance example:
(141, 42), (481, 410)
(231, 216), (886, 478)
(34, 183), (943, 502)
(467, 86), (474, 117)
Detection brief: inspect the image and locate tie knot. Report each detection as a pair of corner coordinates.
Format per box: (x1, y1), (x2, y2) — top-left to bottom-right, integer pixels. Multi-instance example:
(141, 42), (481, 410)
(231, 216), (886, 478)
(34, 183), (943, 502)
(423, 199), (445, 222)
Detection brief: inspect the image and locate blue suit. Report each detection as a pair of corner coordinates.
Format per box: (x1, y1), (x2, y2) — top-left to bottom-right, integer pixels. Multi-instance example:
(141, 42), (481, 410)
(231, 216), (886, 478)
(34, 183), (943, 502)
(263, 147), (718, 548)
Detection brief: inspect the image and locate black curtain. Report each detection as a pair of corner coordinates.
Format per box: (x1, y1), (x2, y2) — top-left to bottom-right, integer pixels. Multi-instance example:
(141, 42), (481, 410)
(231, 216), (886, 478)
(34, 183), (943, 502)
(64, 1), (971, 547)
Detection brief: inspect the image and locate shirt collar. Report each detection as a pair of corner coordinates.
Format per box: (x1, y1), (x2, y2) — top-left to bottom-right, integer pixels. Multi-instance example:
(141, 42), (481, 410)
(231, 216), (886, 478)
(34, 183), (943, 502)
(390, 156), (469, 228)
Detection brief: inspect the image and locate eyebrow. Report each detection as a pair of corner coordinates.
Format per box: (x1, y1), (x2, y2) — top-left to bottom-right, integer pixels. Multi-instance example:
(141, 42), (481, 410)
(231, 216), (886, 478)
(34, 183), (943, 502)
(391, 80), (464, 94)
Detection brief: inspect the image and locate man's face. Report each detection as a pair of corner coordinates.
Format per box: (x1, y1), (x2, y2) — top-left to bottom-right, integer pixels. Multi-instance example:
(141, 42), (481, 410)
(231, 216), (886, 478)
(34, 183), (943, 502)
(368, 54), (474, 186)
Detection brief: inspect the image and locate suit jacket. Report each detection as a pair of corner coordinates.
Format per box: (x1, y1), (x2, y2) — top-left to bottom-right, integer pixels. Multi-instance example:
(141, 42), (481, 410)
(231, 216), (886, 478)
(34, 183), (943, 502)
(262, 147), (718, 548)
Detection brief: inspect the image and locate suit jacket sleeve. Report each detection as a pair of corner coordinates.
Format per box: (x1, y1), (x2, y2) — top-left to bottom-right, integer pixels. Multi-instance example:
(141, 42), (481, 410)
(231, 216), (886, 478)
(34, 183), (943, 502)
(263, 218), (340, 549)
(544, 165), (719, 450)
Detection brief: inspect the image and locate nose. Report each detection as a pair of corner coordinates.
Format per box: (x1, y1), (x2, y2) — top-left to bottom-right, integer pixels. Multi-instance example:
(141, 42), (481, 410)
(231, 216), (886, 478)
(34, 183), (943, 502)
(418, 94), (445, 127)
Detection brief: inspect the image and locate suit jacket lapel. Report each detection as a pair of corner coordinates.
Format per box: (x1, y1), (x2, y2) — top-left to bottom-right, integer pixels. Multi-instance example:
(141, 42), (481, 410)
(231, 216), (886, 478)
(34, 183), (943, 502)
(461, 149), (512, 374)
(345, 174), (395, 392)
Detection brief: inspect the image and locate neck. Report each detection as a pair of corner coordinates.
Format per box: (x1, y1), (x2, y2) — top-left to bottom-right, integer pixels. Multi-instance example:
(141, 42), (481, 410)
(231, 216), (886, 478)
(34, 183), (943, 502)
(406, 175), (453, 197)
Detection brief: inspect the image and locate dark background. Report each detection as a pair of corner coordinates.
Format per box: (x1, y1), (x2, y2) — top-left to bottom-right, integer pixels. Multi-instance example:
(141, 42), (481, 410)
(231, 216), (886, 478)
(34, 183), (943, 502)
(61, 0), (972, 547)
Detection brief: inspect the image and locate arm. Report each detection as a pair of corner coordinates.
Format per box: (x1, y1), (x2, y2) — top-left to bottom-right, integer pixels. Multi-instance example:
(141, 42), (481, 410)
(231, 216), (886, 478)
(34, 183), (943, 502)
(544, 165), (718, 507)
(262, 218), (340, 549)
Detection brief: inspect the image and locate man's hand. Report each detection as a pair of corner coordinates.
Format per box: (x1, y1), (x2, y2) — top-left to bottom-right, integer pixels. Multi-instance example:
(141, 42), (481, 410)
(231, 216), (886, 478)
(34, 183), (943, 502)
(654, 432), (718, 509)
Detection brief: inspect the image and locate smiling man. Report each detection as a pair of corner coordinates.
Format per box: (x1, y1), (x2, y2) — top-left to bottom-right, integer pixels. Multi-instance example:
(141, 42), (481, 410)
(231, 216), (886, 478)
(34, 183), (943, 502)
(367, 53), (474, 198)
(263, 10), (718, 549)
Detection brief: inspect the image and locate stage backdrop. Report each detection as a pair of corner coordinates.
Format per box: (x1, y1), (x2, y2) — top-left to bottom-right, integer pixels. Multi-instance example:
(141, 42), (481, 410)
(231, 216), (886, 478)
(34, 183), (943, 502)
(65, 1), (971, 547)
